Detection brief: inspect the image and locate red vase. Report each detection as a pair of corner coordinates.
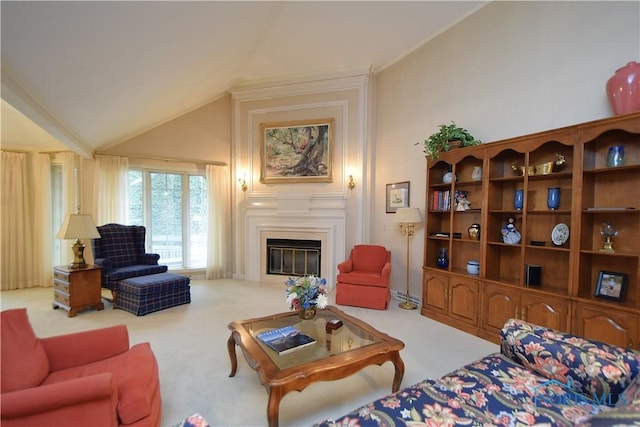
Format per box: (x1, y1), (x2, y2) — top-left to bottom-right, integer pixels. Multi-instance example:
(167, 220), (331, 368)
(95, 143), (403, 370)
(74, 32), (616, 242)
(606, 61), (640, 115)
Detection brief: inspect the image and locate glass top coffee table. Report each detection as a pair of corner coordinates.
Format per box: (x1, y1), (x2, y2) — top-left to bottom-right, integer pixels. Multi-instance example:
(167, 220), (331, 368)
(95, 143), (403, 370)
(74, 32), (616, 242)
(227, 305), (405, 427)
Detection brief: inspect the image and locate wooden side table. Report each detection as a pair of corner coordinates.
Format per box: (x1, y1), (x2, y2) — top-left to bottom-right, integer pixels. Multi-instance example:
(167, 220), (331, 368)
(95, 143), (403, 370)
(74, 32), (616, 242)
(53, 265), (104, 317)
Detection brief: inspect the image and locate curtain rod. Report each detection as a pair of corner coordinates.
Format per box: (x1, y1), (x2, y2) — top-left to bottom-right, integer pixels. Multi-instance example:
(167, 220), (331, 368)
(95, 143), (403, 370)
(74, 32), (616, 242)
(1, 149), (73, 155)
(95, 152), (227, 166)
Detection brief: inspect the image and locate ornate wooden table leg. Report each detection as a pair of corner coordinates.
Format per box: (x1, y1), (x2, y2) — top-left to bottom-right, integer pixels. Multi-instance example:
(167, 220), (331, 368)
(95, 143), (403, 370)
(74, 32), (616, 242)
(267, 386), (282, 427)
(227, 333), (238, 377)
(391, 351), (405, 392)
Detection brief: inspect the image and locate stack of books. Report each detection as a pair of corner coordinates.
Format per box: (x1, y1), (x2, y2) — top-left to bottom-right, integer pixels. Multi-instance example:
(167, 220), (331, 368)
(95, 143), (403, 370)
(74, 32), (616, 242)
(256, 326), (316, 355)
(431, 190), (451, 211)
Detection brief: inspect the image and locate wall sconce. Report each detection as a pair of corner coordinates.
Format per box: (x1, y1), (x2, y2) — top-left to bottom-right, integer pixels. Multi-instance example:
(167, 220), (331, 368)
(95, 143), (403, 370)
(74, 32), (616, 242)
(236, 170), (249, 193)
(239, 178), (247, 192)
(347, 174), (355, 190)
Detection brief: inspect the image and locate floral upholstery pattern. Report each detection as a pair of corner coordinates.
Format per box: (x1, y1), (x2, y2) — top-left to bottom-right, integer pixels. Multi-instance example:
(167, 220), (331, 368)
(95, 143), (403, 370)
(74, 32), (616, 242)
(500, 318), (640, 405)
(316, 354), (602, 427)
(618, 374), (640, 406)
(315, 319), (640, 427)
(173, 413), (210, 427)
(575, 375), (640, 426)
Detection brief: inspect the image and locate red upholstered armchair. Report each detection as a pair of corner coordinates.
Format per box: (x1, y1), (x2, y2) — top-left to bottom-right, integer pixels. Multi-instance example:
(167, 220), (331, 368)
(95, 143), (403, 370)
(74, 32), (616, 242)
(1, 308), (161, 427)
(335, 244), (391, 310)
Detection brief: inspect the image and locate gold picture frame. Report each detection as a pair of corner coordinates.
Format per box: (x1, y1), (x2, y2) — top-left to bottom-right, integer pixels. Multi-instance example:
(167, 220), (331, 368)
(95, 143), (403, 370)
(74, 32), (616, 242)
(260, 118), (334, 184)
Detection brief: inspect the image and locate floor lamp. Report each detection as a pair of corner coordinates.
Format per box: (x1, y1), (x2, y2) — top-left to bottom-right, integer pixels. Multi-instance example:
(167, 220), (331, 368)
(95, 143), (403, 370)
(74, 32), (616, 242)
(394, 207), (423, 310)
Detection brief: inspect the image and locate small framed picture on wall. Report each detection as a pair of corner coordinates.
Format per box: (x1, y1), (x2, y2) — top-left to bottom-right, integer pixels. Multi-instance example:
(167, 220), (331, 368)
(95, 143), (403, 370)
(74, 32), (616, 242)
(386, 181), (410, 213)
(594, 271), (628, 301)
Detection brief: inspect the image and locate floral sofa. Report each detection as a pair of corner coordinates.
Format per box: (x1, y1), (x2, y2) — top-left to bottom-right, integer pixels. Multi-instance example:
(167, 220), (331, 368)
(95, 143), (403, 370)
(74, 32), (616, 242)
(316, 319), (640, 426)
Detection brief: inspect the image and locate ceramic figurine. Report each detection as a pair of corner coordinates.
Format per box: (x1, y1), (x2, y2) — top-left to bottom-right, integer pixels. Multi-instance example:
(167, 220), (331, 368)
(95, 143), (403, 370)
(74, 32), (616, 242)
(501, 216), (521, 244)
(455, 190), (471, 211)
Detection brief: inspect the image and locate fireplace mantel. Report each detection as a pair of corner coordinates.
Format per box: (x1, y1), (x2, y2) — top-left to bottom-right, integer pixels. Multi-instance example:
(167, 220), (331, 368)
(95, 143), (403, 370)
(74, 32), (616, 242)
(244, 193), (346, 285)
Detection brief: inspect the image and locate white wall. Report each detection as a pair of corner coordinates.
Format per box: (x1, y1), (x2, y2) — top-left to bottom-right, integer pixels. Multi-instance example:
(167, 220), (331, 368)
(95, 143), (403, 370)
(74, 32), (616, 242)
(230, 75), (373, 280)
(373, 1), (640, 299)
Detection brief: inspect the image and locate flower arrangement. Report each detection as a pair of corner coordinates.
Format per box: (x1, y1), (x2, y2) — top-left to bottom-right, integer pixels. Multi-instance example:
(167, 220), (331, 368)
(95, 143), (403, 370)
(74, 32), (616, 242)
(285, 275), (328, 311)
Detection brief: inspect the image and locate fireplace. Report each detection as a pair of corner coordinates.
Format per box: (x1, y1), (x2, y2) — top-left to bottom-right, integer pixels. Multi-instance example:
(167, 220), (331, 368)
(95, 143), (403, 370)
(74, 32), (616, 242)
(243, 193), (346, 284)
(266, 239), (321, 276)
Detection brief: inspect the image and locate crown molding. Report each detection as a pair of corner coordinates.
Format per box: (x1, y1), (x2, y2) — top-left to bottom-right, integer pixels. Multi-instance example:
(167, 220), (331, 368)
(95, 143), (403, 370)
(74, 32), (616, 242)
(230, 69), (371, 101)
(1, 62), (93, 158)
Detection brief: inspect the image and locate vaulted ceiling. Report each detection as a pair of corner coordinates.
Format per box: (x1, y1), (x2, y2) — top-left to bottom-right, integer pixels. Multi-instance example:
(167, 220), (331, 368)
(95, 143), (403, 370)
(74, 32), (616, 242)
(1, 1), (487, 156)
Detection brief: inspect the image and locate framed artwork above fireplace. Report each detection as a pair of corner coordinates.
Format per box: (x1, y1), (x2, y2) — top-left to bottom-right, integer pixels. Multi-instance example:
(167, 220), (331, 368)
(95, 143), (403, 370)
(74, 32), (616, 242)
(260, 118), (334, 184)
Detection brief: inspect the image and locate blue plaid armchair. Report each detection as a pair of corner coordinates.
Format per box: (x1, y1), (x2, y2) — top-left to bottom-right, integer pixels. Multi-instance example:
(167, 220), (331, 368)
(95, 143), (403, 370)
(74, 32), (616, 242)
(92, 224), (168, 298)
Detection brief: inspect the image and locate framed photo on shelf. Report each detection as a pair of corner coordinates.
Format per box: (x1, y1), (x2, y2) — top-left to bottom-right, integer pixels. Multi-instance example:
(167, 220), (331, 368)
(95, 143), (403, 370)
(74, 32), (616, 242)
(260, 118), (334, 184)
(386, 181), (410, 213)
(594, 271), (628, 301)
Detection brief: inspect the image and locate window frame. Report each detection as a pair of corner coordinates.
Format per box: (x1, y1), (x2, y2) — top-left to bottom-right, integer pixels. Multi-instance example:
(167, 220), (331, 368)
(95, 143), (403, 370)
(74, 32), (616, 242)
(128, 167), (206, 269)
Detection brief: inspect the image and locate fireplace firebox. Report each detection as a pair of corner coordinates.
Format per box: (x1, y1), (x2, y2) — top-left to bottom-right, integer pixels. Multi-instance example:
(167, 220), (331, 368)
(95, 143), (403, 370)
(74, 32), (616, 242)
(266, 239), (321, 276)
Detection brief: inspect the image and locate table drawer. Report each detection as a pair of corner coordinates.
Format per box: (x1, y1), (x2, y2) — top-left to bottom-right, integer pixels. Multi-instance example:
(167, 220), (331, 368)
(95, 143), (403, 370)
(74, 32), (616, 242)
(53, 269), (71, 282)
(54, 291), (70, 307)
(54, 279), (70, 293)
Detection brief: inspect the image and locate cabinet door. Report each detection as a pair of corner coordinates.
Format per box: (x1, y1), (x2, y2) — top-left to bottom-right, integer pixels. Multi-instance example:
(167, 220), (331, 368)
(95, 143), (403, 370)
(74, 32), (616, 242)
(482, 283), (519, 334)
(573, 303), (638, 349)
(448, 276), (479, 325)
(520, 294), (569, 331)
(422, 271), (448, 314)
(70, 268), (102, 306)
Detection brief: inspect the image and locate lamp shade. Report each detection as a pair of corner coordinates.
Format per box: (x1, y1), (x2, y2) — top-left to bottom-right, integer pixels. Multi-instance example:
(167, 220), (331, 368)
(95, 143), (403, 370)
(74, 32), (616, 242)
(394, 207), (423, 224)
(56, 214), (101, 240)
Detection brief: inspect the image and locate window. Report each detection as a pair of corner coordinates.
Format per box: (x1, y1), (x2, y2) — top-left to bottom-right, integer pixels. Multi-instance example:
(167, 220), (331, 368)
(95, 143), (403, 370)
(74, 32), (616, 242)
(128, 170), (207, 269)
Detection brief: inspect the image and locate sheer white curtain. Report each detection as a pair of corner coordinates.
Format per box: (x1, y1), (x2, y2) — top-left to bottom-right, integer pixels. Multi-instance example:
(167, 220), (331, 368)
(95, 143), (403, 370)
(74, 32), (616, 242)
(29, 153), (53, 285)
(52, 152), (79, 266)
(1, 152), (52, 290)
(94, 155), (129, 225)
(205, 164), (231, 279)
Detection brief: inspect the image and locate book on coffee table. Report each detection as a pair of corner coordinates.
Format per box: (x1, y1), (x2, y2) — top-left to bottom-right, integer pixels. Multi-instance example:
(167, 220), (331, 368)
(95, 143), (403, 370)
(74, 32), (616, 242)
(257, 326), (316, 355)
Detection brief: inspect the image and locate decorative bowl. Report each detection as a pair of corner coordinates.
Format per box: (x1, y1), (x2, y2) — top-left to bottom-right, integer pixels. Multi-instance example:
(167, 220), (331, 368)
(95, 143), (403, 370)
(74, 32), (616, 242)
(511, 153), (566, 176)
(466, 260), (480, 275)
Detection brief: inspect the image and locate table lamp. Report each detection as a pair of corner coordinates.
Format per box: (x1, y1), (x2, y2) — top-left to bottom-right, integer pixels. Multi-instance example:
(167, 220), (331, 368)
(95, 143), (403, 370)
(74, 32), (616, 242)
(394, 207), (423, 310)
(56, 214), (101, 269)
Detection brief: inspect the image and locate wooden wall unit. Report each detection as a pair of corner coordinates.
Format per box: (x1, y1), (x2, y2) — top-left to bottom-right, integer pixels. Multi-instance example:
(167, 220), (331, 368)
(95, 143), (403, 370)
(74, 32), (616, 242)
(422, 270), (480, 336)
(421, 112), (640, 348)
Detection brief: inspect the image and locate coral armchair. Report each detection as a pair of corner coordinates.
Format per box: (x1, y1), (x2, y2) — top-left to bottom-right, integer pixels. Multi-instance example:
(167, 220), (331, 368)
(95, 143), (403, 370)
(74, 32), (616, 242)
(1, 308), (161, 427)
(335, 244), (391, 310)
(92, 223), (168, 299)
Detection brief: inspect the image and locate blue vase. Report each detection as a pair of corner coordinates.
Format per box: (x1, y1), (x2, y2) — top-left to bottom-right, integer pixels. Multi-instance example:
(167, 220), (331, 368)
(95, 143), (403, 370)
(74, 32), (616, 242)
(437, 248), (449, 269)
(607, 145), (625, 167)
(547, 187), (560, 210)
(514, 189), (524, 210)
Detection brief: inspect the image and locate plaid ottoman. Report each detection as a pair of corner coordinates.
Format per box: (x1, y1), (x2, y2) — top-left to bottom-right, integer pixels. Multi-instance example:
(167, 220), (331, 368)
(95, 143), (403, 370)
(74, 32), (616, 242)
(116, 273), (191, 316)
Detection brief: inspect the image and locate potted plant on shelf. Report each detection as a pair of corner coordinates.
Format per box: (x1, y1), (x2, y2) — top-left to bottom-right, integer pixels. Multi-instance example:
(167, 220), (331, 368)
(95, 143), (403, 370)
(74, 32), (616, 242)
(418, 122), (481, 159)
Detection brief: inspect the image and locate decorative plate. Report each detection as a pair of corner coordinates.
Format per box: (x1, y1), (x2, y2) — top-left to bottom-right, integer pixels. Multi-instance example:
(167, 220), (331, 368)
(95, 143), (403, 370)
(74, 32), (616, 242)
(551, 223), (569, 246)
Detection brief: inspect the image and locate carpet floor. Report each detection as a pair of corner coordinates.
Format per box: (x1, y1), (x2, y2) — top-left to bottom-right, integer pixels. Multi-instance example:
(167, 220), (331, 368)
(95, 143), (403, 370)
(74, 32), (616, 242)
(1, 279), (498, 426)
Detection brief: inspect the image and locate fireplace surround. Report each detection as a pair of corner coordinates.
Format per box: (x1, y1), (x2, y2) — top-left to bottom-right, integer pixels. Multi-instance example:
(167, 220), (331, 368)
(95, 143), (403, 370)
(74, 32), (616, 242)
(244, 193), (346, 284)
